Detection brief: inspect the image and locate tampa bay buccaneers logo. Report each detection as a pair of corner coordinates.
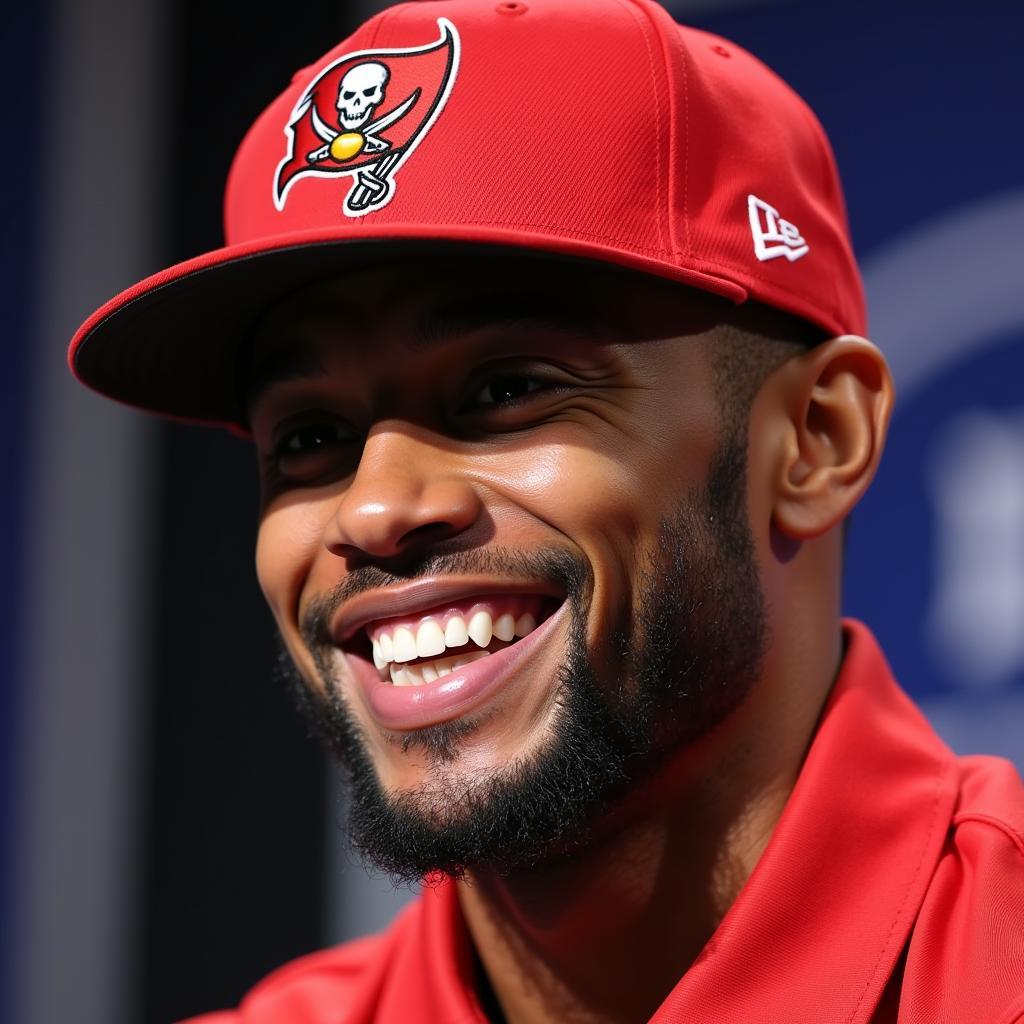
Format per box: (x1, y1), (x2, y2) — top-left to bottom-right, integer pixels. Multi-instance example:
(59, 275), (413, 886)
(274, 19), (460, 217)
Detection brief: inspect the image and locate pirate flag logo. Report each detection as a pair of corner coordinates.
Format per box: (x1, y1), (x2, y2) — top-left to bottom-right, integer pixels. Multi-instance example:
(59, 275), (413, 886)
(274, 19), (460, 218)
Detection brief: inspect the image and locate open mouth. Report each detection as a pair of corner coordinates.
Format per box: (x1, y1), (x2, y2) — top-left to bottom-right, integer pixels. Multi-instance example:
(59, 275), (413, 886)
(345, 594), (563, 686)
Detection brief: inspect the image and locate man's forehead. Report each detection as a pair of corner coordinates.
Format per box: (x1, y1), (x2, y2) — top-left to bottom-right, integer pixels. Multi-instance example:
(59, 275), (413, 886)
(242, 258), (615, 412)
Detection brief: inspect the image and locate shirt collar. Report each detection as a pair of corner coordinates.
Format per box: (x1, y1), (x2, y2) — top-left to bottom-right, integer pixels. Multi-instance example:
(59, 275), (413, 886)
(413, 620), (959, 1023)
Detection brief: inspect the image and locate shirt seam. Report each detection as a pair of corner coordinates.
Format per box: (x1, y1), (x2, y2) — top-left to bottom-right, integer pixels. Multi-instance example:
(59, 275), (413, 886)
(844, 755), (952, 1024)
(951, 811), (1024, 858)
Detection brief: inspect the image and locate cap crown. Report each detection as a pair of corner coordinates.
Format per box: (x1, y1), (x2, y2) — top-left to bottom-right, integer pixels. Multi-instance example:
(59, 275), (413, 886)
(226, 0), (864, 336)
(69, 0), (865, 429)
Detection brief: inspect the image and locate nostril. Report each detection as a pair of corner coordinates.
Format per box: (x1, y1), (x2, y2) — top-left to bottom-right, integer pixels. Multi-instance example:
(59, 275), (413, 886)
(400, 521), (464, 547)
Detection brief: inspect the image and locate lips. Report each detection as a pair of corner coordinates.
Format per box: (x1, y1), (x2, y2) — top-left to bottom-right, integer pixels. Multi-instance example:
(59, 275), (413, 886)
(329, 581), (567, 730)
(366, 594), (549, 684)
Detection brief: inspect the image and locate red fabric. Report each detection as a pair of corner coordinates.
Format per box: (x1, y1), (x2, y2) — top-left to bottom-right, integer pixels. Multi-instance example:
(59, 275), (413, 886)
(226, 0), (865, 337)
(70, 0), (866, 429)
(182, 621), (1024, 1023)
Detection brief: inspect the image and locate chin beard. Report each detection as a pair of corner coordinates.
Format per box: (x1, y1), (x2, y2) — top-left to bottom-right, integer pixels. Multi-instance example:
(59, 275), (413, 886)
(279, 435), (767, 884)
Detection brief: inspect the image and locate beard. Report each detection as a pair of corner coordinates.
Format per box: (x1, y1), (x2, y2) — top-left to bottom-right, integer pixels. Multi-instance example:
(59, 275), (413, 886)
(279, 434), (768, 884)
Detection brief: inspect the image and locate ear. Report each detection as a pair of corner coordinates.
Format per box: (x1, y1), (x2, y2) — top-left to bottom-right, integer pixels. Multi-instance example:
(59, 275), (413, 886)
(770, 336), (894, 539)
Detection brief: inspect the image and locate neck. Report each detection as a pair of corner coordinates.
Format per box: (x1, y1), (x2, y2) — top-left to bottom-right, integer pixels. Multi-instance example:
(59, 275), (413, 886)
(457, 613), (843, 1024)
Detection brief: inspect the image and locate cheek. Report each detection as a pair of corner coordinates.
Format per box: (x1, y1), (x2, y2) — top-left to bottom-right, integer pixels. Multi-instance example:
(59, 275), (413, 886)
(256, 498), (330, 637)
(475, 399), (719, 645)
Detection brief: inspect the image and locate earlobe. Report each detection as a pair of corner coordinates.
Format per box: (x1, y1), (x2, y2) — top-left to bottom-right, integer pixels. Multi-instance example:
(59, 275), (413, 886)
(772, 336), (894, 540)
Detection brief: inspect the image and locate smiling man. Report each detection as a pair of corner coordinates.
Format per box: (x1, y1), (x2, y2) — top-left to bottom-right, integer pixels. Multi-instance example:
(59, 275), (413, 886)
(249, 258), (819, 894)
(68, 1), (1024, 1022)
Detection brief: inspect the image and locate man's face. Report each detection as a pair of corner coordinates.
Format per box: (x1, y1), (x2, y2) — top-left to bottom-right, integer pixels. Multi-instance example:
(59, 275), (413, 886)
(248, 253), (767, 880)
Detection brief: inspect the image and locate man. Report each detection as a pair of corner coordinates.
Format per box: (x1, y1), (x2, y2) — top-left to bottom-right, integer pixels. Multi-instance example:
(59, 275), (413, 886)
(68, 0), (1024, 1021)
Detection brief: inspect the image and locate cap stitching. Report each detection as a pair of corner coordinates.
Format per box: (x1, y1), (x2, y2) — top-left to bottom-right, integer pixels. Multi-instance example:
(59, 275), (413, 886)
(679, 19), (691, 254)
(466, 217), (675, 255)
(80, 228), (849, 342)
(614, 0), (667, 255)
(695, 249), (847, 327)
(684, 42), (692, 256)
(627, 0), (690, 257)
(79, 222), (849, 335)
(805, 104), (848, 323)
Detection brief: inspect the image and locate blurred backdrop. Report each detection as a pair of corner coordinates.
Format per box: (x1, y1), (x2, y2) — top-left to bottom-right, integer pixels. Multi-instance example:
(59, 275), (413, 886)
(2, 0), (1022, 1021)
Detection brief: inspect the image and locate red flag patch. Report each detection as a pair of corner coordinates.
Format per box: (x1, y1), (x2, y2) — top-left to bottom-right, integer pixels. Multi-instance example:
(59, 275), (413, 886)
(274, 19), (459, 217)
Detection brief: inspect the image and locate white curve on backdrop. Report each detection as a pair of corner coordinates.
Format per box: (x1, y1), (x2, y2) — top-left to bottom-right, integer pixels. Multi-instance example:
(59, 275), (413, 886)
(925, 409), (1024, 688)
(863, 189), (1024, 398)
(861, 190), (1024, 766)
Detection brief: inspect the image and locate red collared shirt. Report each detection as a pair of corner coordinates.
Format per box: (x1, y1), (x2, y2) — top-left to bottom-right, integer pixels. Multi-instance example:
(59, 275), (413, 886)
(186, 621), (1024, 1023)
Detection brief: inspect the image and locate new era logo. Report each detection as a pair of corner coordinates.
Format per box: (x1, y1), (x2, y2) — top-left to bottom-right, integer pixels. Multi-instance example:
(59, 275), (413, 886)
(748, 195), (809, 262)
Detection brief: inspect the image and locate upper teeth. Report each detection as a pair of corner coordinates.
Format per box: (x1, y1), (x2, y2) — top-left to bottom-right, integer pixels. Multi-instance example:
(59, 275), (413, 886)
(370, 609), (538, 671)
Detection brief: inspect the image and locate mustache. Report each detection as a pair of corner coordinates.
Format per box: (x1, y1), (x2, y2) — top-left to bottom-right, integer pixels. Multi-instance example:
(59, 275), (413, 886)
(299, 545), (589, 650)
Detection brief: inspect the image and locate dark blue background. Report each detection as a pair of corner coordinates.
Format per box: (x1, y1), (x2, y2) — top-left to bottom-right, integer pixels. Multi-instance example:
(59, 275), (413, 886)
(686, 0), (1024, 707)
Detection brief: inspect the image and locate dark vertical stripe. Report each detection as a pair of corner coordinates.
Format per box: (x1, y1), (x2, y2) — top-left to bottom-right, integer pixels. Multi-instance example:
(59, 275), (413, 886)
(0, 2), (49, 1018)
(139, 4), (358, 1020)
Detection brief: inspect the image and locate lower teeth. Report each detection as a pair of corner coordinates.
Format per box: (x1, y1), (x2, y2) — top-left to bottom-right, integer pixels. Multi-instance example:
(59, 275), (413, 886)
(388, 649), (492, 686)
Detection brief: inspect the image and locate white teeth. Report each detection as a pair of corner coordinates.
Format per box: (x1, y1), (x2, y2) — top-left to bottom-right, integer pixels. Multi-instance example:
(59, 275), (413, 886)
(467, 610), (493, 648)
(372, 637), (386, 670)
(389, 663), (425, 686)
(371, 604), (544, 678)
(453, 651), (490, 669)
(386, 649), (491, 685)
(493, 612), (516, 642)
(444, 615), (469, 648)
(392, 627), (418, 663)
(514, 612), (536, 638)
(415, 619), (446, 658)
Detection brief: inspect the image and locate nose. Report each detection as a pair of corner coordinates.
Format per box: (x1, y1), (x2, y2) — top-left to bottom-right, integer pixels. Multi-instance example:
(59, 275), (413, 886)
(324, 423), (482, 560)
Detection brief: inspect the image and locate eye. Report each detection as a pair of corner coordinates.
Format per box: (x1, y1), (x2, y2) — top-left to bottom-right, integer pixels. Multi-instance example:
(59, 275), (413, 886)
(266, 418), (360, 483)
(280, 420), (352, 452)
(469, 373), (551, 409)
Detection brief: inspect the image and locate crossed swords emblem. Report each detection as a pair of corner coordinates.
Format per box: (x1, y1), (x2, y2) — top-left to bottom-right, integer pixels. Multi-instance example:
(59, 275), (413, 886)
(304, 88), (421, 212)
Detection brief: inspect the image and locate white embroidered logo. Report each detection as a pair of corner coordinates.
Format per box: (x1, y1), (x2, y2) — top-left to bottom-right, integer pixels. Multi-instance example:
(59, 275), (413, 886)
(747, 195), (809, 262)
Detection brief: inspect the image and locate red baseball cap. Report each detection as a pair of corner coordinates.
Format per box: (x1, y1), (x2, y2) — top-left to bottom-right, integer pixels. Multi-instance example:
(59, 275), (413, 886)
(68, 0), (865, 433)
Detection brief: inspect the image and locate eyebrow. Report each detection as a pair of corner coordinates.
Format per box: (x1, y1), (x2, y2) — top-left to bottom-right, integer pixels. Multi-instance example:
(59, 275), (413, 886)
(244, 344), (329, 411)
(243, 291), (604, 409)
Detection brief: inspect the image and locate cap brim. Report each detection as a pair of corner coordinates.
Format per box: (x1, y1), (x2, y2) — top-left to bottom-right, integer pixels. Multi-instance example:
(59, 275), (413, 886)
(69, 224), (748, 434)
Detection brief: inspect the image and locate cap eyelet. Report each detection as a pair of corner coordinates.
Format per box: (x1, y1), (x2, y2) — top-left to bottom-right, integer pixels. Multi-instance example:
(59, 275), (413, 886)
(496, 1), (528, 15)
(711, 44), (732, 58)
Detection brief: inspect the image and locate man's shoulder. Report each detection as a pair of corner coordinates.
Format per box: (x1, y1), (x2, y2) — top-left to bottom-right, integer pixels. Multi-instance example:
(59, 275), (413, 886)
(945, 753), (1024, 891)
(954, 752), (1024, 839)
(904, 753), (1024, 1021)
(177, 909), (411, 1024)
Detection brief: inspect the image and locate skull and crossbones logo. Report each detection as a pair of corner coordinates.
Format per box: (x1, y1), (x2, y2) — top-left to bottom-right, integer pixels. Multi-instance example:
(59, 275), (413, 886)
(306, 61), (418, 165)
(304, 61), (422, 209)
(336, 62), (389, 130)
(275, 18), (460, 218)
